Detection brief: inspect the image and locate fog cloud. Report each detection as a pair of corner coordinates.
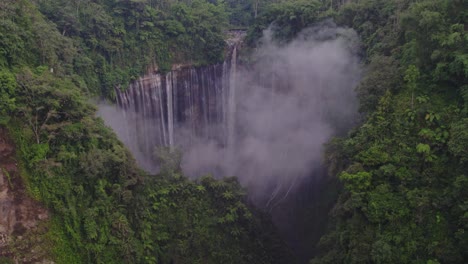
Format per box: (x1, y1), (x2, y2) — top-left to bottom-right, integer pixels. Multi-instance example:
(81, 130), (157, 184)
(183, 21), (360, 205)
(99, 20), (361, 208)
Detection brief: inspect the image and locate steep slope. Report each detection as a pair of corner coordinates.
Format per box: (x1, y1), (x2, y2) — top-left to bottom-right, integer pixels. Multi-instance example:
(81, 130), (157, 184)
(312, 1), (468, 262)
(247, 0), (468, 263)
(0, 1), (292, 263)
(0, 127), (49, 263)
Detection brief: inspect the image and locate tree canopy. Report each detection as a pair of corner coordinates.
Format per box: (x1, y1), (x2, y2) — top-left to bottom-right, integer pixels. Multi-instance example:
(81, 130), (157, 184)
(0, 0), (467, 263)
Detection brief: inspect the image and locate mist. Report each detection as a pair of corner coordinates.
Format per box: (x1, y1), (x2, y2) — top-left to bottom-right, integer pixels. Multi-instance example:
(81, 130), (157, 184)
(98, 21), (361, 207)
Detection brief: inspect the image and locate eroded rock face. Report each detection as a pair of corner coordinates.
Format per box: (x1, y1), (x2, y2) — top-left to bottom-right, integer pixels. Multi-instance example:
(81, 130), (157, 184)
(0, 127), (49, 262)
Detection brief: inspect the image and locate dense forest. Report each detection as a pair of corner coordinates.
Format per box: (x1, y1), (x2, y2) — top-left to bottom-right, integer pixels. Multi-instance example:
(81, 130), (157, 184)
(248, 1), (467, 263)
(0, 0), (467, 263)
(0, 0), (290, 263)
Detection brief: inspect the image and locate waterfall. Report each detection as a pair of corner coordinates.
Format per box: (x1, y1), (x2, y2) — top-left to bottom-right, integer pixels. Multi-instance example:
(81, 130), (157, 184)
(106, 23), (361, 211)
(114, 33), (244, 171)
(227, 45), (237, 149)
(105, 23), (361, 224)
(166, 73), (174, 148)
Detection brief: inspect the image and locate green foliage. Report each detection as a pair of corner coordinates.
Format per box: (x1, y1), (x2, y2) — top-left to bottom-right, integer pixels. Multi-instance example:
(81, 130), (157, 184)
(310, 0), (468, 263)
(225, 0), (255, 27)
(247, 0), (323, 44)
(356, 55), (401, 113)
(154, 146), (182, 175)
(1, 29), (287, 264)
(448, 118), (468, 163)
(244, 2), (467, 261)
(1, 0), (228, 98)
(0, 257), (14, 264)
(2, 0), (466, 263)
(0, 70), (17, 124)
(167, 0), (228, 65)
(333, 0), (404, 57)
(135, 174), (290, 263)
(6, 69), (286, 262)
(416, 143), (430, 154)
(339, 171), (372, 192)
(404, 64), (420, 108)
(0, 1), (292, 263)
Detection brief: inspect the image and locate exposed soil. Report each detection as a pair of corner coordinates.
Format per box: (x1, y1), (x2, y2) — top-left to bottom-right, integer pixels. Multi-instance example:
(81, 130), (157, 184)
(0, 127), (49, 263)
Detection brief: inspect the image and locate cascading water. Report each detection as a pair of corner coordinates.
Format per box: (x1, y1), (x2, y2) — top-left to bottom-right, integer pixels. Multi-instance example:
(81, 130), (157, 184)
(113, 31), (245, 173)
(227, 45), (237, 149)
(101, 23), (361, 263)
(104, 23), (361, 208)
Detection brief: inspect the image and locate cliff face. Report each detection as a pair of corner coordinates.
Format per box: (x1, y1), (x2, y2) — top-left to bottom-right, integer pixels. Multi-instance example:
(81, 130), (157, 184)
(0, 127), (49, 263)
(111, 33), (245, 173)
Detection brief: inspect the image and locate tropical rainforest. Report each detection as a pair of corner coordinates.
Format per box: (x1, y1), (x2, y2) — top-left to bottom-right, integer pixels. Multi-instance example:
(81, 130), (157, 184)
(0, 0), (467, 263)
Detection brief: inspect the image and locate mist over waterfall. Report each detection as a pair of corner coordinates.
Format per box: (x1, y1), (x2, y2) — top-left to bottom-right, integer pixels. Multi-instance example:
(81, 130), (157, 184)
(99, 22), (361, 206)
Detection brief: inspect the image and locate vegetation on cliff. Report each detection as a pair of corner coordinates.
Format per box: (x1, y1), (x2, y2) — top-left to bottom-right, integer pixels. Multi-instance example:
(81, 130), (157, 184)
(316, 2), (467, 262)
(0, 0), (290, 263)
(249, 0), (467, 262)
(1, 0), (467, 263)
(1, 0), (229, 97)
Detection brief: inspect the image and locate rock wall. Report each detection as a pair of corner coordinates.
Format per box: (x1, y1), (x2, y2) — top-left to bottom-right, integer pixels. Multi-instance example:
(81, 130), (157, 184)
(112, 32), (245, 172)
(0, 127), (49, 263)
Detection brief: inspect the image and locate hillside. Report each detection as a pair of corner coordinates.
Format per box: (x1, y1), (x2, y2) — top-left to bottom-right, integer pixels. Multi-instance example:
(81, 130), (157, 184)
(248, 0), (467, 262)
(0, 0), (290, 263)
(0, 0), (467, 263)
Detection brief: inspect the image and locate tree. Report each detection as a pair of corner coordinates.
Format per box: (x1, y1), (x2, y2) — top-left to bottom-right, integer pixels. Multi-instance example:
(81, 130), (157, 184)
(154, 146), (182, 175)
(356, 55), (401, 113)
(0, 70), (17, 124)
(15, 69), (90, 144)
(448, 119), (468, 163)
(404, 65), (420, 109)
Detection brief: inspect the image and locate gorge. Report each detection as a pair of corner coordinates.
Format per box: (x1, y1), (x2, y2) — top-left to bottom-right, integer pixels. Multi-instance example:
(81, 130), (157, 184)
(102, 23), (361, 206)
(2, 0), (466, 262)
(100, 23), (362, 261)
